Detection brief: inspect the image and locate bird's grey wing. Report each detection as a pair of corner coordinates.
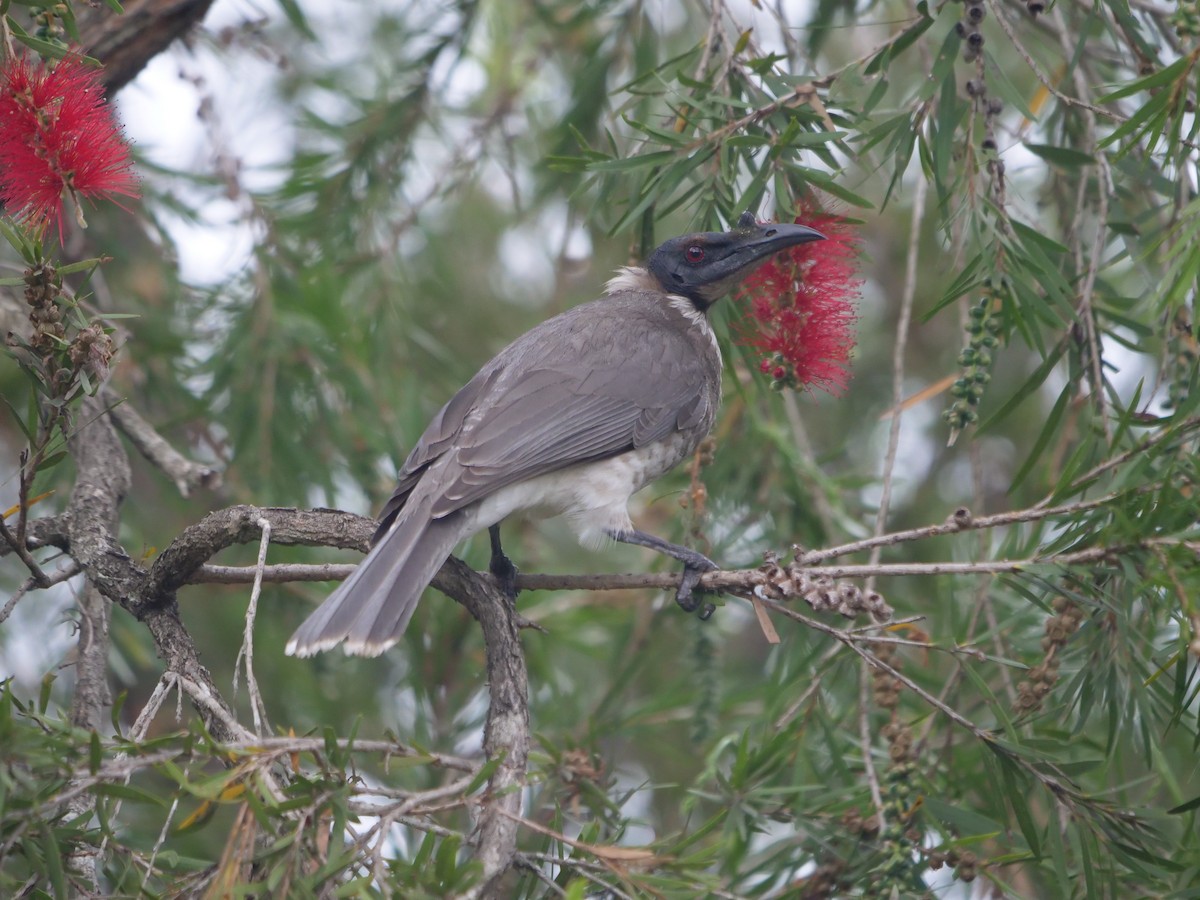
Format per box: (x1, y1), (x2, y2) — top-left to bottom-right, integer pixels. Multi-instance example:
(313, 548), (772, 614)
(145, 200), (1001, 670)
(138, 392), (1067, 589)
(374, 365), (501, 539)
(429, 307), (717, 516)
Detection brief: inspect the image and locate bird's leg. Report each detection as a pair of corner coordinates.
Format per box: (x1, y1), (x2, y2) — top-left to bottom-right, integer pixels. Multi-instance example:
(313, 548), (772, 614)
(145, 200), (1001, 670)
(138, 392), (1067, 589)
(609, 528), (718, 619)
(488, 524), (520, 600)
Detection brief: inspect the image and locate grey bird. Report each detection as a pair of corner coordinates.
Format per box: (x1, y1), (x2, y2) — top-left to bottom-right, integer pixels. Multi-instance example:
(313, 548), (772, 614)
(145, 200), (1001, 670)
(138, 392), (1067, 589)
(286, 212), (824, 657)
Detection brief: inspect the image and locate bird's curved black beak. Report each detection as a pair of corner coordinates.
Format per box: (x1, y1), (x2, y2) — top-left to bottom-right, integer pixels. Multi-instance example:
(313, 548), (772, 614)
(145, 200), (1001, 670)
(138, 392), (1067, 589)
(733, 210), (825, 260)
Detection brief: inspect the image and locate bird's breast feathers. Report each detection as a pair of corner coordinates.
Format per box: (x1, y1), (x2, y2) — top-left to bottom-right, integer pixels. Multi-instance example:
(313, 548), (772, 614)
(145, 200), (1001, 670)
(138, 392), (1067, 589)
(468, 431), (696, 548)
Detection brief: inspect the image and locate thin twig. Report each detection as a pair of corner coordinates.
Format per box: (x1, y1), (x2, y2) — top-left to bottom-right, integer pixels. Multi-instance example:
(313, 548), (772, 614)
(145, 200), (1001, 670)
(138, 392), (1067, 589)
(190, 541), (1141, 593)
(985, 0), (1121, 124)
(870, 175), (926, 579)
(107, 398), (221, 498)
(233, 517), (272, 736)
(858, 661), (885, 815)
(0, 517), (51, 587)
(0, 560), (80, 624)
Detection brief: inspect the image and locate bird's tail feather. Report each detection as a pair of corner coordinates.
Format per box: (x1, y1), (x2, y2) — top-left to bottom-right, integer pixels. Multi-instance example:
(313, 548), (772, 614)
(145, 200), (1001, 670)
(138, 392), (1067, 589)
(285, 504), (472, 657)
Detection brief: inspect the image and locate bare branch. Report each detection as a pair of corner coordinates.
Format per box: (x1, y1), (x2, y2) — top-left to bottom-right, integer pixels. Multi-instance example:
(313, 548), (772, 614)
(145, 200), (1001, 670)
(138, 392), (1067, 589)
(0, 517), (51, 587)
(147, 505), (373, 598)
(107, 396), (221, 498)
(0, 560), (80, 625)
(75, 0), (218, 96)
(194, 562), (357, 583)
(177, 533), (1142, 595)
(232, 518), (273, 735)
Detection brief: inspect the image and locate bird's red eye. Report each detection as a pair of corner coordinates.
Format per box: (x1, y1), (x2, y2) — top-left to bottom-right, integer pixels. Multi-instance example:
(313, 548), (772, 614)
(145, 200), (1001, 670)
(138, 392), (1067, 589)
(685, 245), (705, 263)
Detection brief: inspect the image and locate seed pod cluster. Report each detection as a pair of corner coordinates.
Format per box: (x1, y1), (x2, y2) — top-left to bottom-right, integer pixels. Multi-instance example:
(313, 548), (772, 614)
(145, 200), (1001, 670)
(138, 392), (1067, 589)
(23, 263), (67, 356)
(758, 550), (896, 622)
(869, 715), (927, 893)
(943, 294), (1003, 434)
(957, 38), (1008, 207)
(1171, 0), (1200, 36)
(8, 263), (118, 403)
(33, 5), (69, 46)
(953, 0), (988, 63)
(1015, 596), (1084, 714)
(841, 808), (882, 839)
(1162, 308), (1197, 411)
(870, 642), (904, 710)
(928, 848), (980, 882)
(793, 862), (849, 897)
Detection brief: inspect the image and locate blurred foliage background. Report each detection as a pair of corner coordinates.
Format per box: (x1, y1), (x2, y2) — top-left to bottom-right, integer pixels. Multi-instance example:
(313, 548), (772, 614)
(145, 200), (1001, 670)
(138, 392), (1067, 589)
(3, 0), (1200, 896)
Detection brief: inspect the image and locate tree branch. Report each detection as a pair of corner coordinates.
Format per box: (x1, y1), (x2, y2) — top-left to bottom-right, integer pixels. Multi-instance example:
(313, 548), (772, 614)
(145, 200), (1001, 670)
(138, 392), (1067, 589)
(75, 0), (218, 96)
(106, 395), (222, 498)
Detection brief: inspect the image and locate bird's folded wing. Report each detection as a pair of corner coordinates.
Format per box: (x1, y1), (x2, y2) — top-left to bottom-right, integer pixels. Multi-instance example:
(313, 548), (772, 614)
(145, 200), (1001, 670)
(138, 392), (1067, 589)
(432, 358), (709, 514)
(375, 298), (717, 528)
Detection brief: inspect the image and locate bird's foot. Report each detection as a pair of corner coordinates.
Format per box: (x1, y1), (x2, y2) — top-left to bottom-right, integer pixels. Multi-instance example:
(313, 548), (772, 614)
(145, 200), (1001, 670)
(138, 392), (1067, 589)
(675, 551), (718, 618)
(488, 524), (520, 601)
(489, 551), (520, 600)
(607, 528), (722, 620)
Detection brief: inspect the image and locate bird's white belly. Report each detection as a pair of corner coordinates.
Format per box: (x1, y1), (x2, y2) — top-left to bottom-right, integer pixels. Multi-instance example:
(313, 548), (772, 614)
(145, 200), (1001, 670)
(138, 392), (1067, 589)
(468, 434), (693, 547)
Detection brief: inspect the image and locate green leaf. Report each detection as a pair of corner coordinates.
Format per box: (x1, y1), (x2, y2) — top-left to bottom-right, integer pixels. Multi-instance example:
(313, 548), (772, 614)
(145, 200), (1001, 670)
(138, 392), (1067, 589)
(464, 756), (502, 796)
(275, 0), (317, 40)
(6, 19), (100, 65)
(41, 825), (67, 900)
(922, 797), (1005, 837)
(924, 253), (984, 318)
(0, 393), (35, 443)
(91, 782), (170, 807)
(1009, 382), (1070, 491)
(997, 756), (1042, 855)
(1024, 144), (1096, 167)
(863, 8), (934, 76)
(979, 339), (1066, 432)
(1168, 794), (1200, 815)
(89, 730), (102, 775)
(587, 150), (679, 173)
(1098, 55), (1193, 103)
(55, 257), (109, 277)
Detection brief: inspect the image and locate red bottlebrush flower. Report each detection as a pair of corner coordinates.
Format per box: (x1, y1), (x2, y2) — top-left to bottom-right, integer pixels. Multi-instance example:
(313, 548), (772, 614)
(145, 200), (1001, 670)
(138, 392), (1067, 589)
(0, 53), (138, 240)
(735, 202), (861, 395)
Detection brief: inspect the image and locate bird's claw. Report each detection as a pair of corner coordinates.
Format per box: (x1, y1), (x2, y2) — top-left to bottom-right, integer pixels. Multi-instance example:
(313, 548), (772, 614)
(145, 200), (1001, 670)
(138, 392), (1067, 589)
(489, 552), (520, 601)
(675, 552), (718, 616)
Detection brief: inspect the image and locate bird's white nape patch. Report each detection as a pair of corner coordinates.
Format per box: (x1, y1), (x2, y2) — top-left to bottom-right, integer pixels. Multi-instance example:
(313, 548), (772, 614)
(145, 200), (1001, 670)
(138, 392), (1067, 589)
(667, 294), (720, 360)
(605, 266), (662, 294)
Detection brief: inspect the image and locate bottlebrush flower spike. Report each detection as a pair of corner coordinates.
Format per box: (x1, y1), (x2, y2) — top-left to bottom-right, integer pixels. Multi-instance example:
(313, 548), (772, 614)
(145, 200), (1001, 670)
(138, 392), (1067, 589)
(735, 204), (861, 395)
(0, 53), (138, 240)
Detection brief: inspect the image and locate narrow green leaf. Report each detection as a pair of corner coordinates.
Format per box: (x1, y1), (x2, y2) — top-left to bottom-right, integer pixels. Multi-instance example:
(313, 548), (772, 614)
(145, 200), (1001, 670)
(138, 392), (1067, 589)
(1168, 794), (1200, 815)
(997, 756), (1042, 855)
(1098, 55), (1191, 103)
(587, 150), (679, 173)
(41, 825), (67, 900)
(89, 730), (102, 775)
(979, 339), (1066, 432)
(923, 253), (984, 318)
(91, 782), (169, 807)
(1024, 144), (1096, 167)
(55, 257), (108, 277)
(863, 9), (934, 75)
(0, 393), (35, 443)
(1009, 385), (1071, 491)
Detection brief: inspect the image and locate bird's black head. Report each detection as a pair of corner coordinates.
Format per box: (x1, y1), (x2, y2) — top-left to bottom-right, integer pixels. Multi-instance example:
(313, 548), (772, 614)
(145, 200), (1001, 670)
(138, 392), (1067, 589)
(646, 211), (826, 309)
